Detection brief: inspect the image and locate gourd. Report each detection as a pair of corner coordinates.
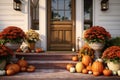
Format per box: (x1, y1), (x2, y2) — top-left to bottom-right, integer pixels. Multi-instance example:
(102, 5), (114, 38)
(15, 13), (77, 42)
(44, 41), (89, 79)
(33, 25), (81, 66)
(82, 69), (88, 74)
(0, 70), (6, 76)
(27, 65), (36, 72)
(70, 67), (76, 73)
(66, 63), (74, 71)
(21, 67), (27, 72)
(17, 57), (28, 67)
(82, 55), (92, 67)
(72, 56), (78, 61)
(6, 63), (20, 73)
(92, 61), (104, 74)
(103, 69), (112, 76)
(75, 62), (85, 73)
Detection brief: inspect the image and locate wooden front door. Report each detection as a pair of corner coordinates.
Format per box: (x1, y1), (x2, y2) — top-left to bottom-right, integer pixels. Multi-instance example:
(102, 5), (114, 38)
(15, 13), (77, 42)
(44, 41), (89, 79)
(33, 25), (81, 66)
(47, 0), (75, 51)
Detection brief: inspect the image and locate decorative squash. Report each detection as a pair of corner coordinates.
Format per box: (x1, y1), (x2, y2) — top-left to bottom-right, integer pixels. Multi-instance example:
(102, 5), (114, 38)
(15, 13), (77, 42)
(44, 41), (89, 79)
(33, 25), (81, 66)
(86, 64), (92, 71)
(70, 67), (76, 73)
(66, 63), (74, 71)
(82, 69), (88, 74)
(6, 63), (20, 73)
(72, 56), (78, 61)
(20, 67), (27, 72)
(92, 61), (104, 74)
(6, 69), (15, 76)
(103, 69), (112, 76)
(93, 71), (100, 76)
(82, 55), (92, 67)
(27, 65), (36, 72)
(17, 57), (28, 67)
(75, 62), (85, 73)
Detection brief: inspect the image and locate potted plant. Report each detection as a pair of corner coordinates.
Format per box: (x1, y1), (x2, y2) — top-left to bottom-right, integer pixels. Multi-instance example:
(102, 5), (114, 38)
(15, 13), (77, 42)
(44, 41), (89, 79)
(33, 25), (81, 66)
(83, 26), (111, 59)
(0, 26), (26, 50)
(0, 45), (14, 70)
(25, 29), (40, 50)
(102, 46), (120, 71)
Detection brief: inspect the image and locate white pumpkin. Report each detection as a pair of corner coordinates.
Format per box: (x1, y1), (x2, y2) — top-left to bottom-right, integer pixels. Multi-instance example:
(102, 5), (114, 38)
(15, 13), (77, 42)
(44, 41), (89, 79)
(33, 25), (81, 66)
(88, 70), (92, 74)
(112, 71), (117, 76)
(96, 58), (103, 62)
(118, 70), (120, 76)
(0, 70), (6, 76)
(70, 67), (76, 73)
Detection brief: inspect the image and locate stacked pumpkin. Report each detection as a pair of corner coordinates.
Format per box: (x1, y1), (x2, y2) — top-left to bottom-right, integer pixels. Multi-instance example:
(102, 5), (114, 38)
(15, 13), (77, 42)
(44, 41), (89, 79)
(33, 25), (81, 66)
(66, 54), (112, 76)
(5, 57), (36, 76)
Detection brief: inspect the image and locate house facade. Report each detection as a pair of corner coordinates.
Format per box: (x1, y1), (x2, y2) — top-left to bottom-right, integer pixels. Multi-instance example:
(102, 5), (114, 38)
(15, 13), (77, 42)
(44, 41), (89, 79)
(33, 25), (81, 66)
(0, 0), (120, 51)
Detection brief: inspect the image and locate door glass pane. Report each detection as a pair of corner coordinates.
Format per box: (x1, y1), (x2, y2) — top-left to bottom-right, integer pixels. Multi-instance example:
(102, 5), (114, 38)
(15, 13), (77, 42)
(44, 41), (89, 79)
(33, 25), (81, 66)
(52, 0), (57, 10)
(65, 11), (71, 20)
(58, 0), (64, 10)
(58, 11), (64, 21)
(65, 0), (71, 10)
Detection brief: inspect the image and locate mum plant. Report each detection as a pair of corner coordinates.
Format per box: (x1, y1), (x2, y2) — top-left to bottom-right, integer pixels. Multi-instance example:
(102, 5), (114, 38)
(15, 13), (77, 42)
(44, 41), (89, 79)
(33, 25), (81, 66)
(102, 46), (120, 63)
(0, 26), (26, 44)
(83, 26), (111, 43)
(25, 29), (40, 43)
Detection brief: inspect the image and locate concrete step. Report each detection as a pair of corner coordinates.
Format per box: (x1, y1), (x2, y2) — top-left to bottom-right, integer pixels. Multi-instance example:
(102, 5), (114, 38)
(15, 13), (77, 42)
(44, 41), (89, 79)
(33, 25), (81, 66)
(27, 60), (77, 69)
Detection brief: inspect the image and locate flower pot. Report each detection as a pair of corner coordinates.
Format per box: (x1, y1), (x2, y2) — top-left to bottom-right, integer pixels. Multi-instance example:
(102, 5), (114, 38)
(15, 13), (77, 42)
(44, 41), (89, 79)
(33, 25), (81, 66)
(0, 60), (6, 70)
(5, 43), (21, 51)
(107, 61), (120, 72)
(89, 42), (104, 59)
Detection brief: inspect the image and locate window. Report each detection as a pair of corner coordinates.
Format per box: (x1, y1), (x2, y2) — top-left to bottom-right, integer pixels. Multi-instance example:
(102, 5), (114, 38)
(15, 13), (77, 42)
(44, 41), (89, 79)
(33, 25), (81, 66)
(51, 0), (72, 21)
(30, 0), (39, 30)
(84, 0), (93, 30)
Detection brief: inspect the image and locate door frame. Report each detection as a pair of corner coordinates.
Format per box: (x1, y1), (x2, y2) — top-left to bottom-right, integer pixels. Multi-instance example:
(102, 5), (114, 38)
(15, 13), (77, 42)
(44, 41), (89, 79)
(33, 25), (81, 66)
(47, 0), (76, 51)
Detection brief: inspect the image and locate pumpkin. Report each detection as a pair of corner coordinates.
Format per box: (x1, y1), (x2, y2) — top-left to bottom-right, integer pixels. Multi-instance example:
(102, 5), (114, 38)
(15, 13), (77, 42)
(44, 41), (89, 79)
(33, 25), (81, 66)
(70, 67), (76, 73)
(6, 69), (15, 76)
(82, 55), (92, 67)
(75, 62), (85, 73)
(20, 67), (27, 72)
(103, 69), (112, 76)
(66, 63), (74, 71)
(35, 48), (43, 53)
(92, 61), (104, 74)
(17, 57), (28, 67)
(27, 65), (36, 72)
(93, 71), (100, 76)
(6, 63), (20, 73)
(86, 63), (92, 71)
(82, 69), (88, 74)
(72, 56), (78, 61)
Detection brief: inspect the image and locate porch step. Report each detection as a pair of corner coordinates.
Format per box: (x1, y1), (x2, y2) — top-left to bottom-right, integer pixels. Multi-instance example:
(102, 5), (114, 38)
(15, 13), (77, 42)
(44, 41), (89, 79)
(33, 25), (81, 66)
(15, 52), (78, 69)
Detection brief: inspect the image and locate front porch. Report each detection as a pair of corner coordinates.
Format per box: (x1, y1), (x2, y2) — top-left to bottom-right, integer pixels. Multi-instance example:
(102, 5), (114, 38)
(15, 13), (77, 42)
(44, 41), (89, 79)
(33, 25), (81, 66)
(1, 51), (120, 80)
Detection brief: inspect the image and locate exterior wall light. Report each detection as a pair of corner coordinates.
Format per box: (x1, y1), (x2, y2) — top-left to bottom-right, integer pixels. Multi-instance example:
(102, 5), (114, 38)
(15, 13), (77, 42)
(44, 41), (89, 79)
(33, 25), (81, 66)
(101, 0), (109, 11)
(13, 0), (21, 11)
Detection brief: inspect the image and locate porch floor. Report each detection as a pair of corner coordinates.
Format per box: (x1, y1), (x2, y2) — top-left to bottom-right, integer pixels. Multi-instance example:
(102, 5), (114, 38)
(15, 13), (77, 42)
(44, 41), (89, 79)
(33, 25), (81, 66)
(1, 69), (120, 80)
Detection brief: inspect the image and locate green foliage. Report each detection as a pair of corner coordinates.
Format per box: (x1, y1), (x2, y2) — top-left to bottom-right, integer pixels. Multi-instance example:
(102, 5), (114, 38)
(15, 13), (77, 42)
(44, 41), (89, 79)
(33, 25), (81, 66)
(107, 37), (120, 47)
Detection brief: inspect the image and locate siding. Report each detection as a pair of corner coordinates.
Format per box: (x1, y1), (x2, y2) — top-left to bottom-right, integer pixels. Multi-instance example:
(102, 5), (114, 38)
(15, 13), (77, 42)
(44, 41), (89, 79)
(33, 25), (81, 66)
(94, 0), (120, 37)
(0, 0), (28, 31)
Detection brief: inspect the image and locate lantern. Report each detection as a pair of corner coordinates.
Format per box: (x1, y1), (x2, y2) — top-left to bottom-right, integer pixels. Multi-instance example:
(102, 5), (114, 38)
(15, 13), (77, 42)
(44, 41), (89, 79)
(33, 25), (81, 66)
(13, 0), (21, 11)
(101, 0), (109, 11)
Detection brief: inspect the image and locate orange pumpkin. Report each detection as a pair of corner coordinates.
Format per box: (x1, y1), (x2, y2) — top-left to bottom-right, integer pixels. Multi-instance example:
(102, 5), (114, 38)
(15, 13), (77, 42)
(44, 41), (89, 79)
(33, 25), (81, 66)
(72, 56), (78, 61)
(103, 69), (112, 76)
(6, 63), (20, 73)
(82, 55), (92, 67)
(35, 48), (43, 53)
(93, 71), (100, 76)
(66, 63), (74, 71)
(17, 57), (28, 67)
(27, 65), (36, 72)
(86, 64), (92, 71)
(92, 61), (104, 74)
(82, 69), (88, 74)
(6, 69), (15, 76)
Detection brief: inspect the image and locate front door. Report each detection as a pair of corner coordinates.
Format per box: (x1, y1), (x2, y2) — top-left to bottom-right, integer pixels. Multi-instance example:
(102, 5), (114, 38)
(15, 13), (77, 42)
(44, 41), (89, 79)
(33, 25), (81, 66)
(47, 0), (75, 51)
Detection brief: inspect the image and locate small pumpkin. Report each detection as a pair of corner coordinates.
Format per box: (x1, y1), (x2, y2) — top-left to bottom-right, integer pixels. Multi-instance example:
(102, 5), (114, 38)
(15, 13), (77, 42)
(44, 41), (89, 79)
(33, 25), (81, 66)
(6, 69), (15, 76)
(92, 61), (104, 74)
(17, 57), (28, 67)
(93, 71), (100, 76)
(66, 63), (74, 71)
(103, 69), (112, 76)
(27, 65), (36, 72)
(70, 67), (76, 73)
(82, 55), (92, 67)
(20, 67), (27, 72)
(86, 63), (92, 71)
(75, 62), (85, 73)
(6, 63), (20, 73)
(35, 48), (43, 53)
(72, 56), (78, 61)
(82, 69), (88, 74)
